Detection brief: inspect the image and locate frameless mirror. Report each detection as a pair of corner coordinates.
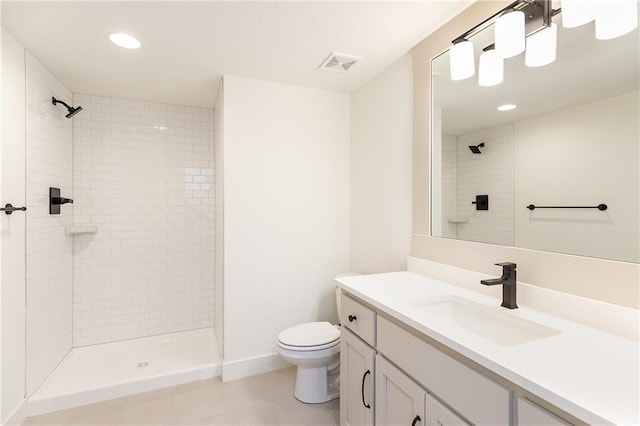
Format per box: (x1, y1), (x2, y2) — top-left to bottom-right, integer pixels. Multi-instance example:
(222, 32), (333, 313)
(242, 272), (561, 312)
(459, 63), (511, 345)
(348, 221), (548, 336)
(431, 11), (639, 263)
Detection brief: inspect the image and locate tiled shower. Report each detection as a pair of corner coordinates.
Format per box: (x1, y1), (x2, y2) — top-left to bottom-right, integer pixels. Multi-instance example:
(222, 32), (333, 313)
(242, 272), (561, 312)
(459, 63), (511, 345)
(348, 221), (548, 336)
(24, 50), (217, 404)
(72, 94), (214, 347)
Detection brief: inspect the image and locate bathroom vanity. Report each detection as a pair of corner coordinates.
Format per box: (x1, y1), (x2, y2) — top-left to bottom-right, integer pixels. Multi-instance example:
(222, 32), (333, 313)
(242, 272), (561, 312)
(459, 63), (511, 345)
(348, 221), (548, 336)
(337, 260), (639, 426)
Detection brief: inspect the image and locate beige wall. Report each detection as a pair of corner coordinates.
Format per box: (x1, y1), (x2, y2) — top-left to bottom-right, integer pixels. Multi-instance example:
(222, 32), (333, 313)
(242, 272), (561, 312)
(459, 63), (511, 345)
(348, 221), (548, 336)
(221, 76), (351, 379)
(350, 54), (413, 274)
(411, 0), (639, 309)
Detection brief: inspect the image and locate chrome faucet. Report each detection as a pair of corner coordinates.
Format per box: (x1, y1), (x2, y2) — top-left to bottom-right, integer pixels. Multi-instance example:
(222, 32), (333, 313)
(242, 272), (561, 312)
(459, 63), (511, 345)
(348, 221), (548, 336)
(481, 262), (518, 309)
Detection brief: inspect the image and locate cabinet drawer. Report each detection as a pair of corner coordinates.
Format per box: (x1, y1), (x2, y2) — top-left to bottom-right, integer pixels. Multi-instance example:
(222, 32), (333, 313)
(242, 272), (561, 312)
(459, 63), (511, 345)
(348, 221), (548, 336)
(377, 316), (510, 426)
(341, 293), (376, 346)
(517, 398), (570, 426)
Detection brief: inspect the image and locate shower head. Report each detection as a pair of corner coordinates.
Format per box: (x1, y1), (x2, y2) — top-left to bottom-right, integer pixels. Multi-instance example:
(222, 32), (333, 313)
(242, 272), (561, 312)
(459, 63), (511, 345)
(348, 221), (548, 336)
(468, 142), (485, 154)
(52, 97), (83, 119)
(65, 106), (83, 118)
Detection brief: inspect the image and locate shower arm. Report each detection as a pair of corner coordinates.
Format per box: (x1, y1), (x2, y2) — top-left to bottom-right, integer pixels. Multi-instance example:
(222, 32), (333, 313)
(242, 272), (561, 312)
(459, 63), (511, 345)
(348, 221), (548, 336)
(52, 97), (72, 109)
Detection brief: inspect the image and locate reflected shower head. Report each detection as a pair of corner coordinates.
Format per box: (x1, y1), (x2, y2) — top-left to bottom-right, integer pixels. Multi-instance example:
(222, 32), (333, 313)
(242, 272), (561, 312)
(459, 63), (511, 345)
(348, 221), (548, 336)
(52, 97), (83, 119)
(469, 142), (485, 154)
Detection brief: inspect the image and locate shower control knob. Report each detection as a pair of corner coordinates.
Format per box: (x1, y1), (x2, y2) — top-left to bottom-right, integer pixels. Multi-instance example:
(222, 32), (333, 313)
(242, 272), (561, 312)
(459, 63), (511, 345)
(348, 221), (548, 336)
(348, 315), (357, 322)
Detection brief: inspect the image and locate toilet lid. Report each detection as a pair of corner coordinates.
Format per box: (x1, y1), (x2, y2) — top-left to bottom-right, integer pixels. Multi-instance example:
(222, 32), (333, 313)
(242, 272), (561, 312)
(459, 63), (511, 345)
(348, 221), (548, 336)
(277, 321), (340, 347)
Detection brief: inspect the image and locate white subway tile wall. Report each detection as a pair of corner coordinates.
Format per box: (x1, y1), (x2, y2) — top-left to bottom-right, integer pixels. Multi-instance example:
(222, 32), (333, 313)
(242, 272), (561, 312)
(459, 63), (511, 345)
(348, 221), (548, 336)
(25, 52), (74, 395)
(454, 124), (514, 246)
(440, 134), (458, 238)
(71, 94), (214, 346)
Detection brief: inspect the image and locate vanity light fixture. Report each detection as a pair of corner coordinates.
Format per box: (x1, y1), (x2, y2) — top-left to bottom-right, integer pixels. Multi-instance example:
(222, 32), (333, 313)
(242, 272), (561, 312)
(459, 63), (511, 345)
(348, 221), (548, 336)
(478, 47), (504, 86)
(449, 39), (475, 80)
(495, 10), (526, 58)
(449, 0), (552, 86)
(108, 32), (141, 49)
(525, 22), (557, 67)
(497, 104), (517, 111)
(448, 0), (638, 86)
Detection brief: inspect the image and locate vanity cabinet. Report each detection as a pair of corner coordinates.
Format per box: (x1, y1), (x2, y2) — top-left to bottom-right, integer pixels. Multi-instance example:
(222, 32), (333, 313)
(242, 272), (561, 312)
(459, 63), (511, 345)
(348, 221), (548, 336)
(340, 291), (510, 426)
(341, 327), (375, 426)
(377, 316), (510, 425)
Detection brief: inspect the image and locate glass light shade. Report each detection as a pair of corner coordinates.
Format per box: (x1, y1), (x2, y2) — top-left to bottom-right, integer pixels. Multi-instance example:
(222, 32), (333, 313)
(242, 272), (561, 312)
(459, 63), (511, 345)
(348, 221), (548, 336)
(495, 10), (525, 58)
(561, 0), (596, 28)
(525, 23), (558, 67)
(478, 48), (504, 87)
(449, 40), (475, 80)
(595, 0), (638, 40)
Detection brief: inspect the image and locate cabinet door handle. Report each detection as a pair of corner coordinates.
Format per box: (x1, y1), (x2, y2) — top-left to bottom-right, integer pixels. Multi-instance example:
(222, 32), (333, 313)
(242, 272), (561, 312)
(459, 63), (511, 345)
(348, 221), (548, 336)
(348, 314), (357, 322)
(411, 415), (421, 426)
(361, 369), (371, 409)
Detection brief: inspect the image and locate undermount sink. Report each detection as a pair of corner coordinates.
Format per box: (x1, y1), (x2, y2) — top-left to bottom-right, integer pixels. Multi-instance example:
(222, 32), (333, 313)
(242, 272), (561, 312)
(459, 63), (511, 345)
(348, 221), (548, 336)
(414, 296), (561, 346)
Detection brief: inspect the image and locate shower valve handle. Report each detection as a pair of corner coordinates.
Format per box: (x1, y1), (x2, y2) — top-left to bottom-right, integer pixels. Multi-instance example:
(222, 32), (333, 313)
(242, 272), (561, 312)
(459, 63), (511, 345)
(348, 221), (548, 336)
(51, 197), (74, 205)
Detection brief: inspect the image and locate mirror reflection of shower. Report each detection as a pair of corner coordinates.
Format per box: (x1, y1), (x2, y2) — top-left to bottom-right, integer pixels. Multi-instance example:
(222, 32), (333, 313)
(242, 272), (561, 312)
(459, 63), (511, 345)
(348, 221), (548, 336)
(468, 142), (484, 154)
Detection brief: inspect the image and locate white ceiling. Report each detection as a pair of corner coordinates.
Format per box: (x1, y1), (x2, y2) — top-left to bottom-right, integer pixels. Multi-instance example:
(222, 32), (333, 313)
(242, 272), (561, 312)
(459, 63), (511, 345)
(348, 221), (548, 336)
(1, 1), (473, 108)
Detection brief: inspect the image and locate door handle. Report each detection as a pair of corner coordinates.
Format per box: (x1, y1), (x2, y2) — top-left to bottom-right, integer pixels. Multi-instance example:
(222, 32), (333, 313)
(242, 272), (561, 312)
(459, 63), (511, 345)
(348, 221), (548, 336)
(1, 203), (27, 215)
(412, 415), (422, 426)
(361, 369), (371, 409)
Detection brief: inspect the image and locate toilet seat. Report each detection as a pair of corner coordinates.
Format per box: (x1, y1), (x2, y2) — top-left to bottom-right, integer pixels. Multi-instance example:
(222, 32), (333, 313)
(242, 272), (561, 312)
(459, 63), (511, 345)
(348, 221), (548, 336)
(277, 321), (340, 351)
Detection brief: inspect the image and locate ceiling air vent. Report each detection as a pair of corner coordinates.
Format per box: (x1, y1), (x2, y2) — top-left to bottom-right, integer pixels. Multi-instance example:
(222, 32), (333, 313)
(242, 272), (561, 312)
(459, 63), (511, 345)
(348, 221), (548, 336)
(319, 52), (362, 72)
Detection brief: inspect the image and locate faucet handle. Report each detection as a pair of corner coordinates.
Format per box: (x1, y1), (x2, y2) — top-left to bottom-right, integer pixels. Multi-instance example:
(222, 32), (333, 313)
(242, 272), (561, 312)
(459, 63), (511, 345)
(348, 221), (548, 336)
(495, 262), (516, 269)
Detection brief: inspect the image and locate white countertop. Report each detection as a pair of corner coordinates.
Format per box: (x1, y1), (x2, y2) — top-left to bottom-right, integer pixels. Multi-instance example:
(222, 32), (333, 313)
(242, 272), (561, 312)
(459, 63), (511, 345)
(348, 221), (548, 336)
(336, 271), (639, 425)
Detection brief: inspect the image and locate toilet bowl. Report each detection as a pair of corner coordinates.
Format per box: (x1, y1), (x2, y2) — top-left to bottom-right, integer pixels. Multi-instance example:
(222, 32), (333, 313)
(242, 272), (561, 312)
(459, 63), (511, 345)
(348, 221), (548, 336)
(277, 321), (340, 403)
(277, 284), (348, 404)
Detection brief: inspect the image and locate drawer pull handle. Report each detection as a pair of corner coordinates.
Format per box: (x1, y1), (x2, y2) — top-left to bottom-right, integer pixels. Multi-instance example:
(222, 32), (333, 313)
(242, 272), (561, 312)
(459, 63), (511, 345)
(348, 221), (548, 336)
(348, 314), (357, 322)
(361, 369), (371, 409)
(411, 415), (421, 426)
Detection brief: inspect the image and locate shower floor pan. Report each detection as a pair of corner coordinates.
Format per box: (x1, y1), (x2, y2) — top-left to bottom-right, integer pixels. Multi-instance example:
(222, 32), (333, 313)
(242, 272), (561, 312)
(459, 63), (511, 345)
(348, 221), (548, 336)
(28, 328), (221, 416)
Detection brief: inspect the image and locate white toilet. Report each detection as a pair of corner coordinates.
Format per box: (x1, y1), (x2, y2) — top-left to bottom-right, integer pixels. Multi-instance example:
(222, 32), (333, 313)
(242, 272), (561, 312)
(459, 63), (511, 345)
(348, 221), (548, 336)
(277, 287), (342, 403)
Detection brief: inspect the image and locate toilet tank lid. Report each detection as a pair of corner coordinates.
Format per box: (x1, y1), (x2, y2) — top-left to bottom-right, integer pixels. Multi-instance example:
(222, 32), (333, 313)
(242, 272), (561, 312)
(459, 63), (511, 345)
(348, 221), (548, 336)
(278, 321), (340, 347)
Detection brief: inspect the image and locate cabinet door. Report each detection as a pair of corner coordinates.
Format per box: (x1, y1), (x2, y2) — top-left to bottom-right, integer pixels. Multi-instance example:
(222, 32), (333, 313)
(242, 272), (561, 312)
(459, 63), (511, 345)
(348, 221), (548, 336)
(426, 394), (470, 426)
(341, 327), (375, 426)
(376, 355), (427, 426)
(517, 398), (570, 426)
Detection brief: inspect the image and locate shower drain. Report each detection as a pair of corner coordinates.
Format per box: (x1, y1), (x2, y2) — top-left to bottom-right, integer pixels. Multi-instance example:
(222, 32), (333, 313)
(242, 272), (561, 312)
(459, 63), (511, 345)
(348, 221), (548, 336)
(137, 362), (149, 368)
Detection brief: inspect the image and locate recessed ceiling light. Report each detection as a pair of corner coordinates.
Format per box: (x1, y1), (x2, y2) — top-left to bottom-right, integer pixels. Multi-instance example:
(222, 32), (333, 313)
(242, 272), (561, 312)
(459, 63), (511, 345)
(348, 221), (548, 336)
(108, 33), (141, 49)
(497, 104), (517, 111)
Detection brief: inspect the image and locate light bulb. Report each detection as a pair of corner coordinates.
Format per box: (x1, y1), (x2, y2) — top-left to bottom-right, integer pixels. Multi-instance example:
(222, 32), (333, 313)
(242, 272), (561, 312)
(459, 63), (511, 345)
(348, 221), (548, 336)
(478, 48), (504, 87)
(495, 10), (525, 58)
(595, 0), (638, 40)
(449, 39), (475, 80)
(525, 23), (558, 67)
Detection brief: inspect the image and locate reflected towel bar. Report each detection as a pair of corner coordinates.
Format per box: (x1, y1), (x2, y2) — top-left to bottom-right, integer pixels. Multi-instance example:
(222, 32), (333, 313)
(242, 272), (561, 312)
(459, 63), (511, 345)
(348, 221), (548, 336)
(526, 204), (607, 211)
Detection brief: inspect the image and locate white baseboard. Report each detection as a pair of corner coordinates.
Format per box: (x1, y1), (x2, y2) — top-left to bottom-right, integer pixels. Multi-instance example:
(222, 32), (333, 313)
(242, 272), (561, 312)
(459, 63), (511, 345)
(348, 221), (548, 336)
(3, 398), (27, 426)
(222, 352), (290, 382)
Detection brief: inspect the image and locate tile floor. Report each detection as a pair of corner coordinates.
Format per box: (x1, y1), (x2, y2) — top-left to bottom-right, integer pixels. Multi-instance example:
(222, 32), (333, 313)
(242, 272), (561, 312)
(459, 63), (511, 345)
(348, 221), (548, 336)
(23, 367), (339, 426)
